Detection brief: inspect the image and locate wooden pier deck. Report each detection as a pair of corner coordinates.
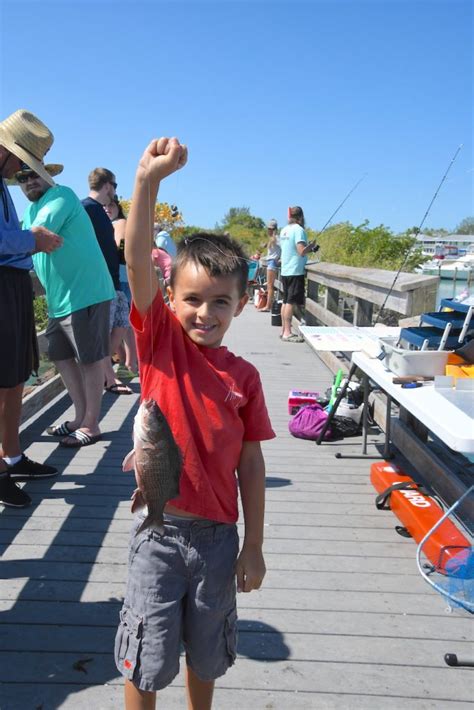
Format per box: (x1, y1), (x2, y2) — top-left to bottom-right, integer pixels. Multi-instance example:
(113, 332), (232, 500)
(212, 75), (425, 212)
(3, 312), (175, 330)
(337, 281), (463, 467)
(1, 303), (472, 709)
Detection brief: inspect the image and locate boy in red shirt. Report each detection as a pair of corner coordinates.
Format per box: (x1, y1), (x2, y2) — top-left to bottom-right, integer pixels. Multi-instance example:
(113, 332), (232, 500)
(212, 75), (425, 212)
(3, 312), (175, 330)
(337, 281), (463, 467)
(115, 137), (275, 709)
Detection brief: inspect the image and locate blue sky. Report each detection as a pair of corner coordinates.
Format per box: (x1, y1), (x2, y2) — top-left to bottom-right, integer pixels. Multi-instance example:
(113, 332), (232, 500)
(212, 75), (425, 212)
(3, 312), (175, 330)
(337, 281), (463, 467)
(2, 0), (472, 233)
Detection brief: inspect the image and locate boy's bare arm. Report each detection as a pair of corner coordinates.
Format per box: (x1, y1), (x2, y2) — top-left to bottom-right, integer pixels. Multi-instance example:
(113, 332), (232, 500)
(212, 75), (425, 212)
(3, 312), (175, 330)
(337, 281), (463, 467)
(236, 440), (266, 593)
(125, 137), (187, 316)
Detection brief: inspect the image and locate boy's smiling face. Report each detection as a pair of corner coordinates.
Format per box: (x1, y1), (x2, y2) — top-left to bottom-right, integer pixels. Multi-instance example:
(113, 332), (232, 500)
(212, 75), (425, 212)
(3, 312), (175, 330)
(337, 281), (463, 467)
(168, 262), (248, 348)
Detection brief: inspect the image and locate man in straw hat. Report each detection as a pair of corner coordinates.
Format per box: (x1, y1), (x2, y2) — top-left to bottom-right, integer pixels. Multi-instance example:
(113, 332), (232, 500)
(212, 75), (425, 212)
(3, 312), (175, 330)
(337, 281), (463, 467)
(0, 109), (63, 508)
(15, 159), (116, 449)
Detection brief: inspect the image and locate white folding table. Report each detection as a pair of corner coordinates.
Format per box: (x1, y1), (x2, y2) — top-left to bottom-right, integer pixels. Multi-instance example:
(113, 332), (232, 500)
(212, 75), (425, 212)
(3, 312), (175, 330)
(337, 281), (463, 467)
(352, 351), (474, 455)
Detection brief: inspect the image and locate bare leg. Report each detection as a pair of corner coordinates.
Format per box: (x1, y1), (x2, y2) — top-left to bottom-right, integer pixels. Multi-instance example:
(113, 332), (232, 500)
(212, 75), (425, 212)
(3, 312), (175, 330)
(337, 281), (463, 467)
(104, 327), (132, 389)
(111, 326), (127, 360)
(124, 328), (138, 373)
(77, 360), (104, 435)
(0, 384), (23, 458)
(53, 358), (86, 430)
(266, 269), (276, 311)
(124, 679), (156, 710)
(185, 665), (215, 710)
(281, 303), (294, 338)
(103, 355), (118, 389)
(115, 341), (126, 366)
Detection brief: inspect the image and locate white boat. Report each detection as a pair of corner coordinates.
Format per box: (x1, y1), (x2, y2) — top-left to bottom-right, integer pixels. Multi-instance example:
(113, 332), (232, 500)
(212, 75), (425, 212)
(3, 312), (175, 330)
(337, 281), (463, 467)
(421, 254), (474, 280)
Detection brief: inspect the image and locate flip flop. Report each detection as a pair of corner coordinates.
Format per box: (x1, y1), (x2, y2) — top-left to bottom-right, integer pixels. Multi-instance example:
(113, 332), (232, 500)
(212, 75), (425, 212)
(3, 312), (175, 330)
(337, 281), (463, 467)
(281, 334), (305, 343)
(46, 421), (74, 436)
(104, 383), (133, 395)
(59, 430), (102, 448)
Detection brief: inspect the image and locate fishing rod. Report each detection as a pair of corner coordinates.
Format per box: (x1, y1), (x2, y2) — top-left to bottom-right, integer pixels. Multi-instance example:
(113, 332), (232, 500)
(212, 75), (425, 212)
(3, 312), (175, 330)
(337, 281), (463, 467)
(373, 144), (463, 326)
(316, 173), (367, 238)
(315, 145), (464, 449)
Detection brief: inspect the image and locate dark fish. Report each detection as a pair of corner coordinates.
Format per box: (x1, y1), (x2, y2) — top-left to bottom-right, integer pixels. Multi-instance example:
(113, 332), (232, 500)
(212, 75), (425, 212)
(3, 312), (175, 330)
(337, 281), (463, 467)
(123, 399), (182, 534)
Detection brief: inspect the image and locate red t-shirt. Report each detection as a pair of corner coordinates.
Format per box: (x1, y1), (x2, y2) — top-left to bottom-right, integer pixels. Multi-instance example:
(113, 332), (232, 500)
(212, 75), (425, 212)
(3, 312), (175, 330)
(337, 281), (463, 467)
(131, 291), (275, 523)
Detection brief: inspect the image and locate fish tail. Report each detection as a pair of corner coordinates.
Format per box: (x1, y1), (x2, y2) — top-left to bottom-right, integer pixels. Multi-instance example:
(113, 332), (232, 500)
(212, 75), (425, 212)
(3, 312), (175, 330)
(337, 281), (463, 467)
(135, 514), (165, 536)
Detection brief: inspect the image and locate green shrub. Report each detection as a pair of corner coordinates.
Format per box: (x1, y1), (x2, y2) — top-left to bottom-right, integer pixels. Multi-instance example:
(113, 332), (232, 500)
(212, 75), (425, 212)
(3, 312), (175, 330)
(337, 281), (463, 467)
(33, 296), (48, 332)
(311, 221), (428, 272)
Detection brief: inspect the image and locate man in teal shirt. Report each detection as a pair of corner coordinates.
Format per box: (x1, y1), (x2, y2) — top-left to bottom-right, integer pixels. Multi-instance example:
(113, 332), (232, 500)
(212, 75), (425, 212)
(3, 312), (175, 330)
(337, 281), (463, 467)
(19, 164), (116, 447)
(279, 206), (318, 342)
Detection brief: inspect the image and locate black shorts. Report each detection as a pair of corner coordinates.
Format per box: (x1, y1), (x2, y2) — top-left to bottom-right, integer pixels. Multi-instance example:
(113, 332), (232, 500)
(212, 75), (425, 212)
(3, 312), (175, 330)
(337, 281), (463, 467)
(0, 266), (39, 388)
(281, 275), (306, 306)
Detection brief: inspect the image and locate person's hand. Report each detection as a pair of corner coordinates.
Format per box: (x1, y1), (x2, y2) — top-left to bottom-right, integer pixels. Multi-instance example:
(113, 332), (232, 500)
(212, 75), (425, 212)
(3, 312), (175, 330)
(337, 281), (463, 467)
(31, 226), (63, 254)
(137, 137), (188, 185)
(236, 543), (266, 593)
(305, 240), (319, 255)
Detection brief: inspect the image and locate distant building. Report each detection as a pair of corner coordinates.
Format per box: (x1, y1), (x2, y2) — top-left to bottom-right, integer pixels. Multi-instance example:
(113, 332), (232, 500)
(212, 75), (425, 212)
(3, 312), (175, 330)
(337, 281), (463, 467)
(415, 233), (474, 258)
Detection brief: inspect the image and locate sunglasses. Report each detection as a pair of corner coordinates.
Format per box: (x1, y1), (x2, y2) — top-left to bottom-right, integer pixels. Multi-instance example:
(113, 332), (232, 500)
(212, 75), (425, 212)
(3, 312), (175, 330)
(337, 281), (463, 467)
(16, 171), (39, 184)
(110, 181), (118, 189)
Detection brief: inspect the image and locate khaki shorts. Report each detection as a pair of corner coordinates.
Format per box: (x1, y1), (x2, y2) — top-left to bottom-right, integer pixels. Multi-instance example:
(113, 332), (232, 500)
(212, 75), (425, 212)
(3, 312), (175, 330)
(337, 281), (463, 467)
(45, 300), (111, 364)
(115, 513), (239, 692)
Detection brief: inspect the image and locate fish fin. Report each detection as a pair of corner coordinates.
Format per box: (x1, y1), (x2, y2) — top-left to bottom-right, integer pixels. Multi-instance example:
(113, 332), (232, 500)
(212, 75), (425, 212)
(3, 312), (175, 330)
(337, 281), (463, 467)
(122, 449), (135, 472)
(130, 488), (146, 513)
(135, 514), (165, 536)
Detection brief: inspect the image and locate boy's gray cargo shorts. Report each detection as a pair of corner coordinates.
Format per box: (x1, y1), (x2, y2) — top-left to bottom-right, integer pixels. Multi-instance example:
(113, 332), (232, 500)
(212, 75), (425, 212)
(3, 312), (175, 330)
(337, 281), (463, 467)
(115, 513), (239, 692)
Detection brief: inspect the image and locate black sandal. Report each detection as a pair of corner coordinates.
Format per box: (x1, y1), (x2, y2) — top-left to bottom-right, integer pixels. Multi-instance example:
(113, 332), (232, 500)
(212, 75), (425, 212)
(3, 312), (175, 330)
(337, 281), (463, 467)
(46, 421), (74, 436)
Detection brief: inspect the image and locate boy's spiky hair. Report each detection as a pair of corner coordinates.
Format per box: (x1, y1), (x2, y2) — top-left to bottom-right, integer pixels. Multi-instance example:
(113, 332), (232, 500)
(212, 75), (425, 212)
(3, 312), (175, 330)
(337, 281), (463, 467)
(170, 232), (249, 296)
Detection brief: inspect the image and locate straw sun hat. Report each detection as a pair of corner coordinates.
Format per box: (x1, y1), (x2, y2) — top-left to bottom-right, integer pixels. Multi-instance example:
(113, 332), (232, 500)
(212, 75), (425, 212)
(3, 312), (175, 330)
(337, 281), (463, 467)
(7, 163), (63, 186)
(0, 109), (59, 187)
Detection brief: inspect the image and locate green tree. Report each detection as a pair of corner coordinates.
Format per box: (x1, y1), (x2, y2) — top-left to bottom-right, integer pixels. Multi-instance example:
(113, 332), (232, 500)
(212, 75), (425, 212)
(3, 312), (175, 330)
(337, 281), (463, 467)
(220, 207), (265, 232)
(218, 207), (266, 253)
(455, 216), (474, 234)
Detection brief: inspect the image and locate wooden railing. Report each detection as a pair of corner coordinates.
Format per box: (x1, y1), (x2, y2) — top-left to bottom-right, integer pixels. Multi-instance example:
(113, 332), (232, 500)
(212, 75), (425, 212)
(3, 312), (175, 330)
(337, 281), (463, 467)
(299, 261), (439, 379)
(305, 262), (439, 327)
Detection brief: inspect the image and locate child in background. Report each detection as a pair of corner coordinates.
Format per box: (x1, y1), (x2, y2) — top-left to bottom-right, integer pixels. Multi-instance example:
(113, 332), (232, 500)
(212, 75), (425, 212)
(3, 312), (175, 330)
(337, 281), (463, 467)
(115, 136), (275, 710)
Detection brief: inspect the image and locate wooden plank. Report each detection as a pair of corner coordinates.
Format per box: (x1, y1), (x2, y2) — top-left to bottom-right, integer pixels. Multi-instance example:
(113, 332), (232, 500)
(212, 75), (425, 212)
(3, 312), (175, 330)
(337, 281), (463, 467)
(305, 298), (349, 327)
(307, 263), (439, 293)
(306, 266), (438, 316)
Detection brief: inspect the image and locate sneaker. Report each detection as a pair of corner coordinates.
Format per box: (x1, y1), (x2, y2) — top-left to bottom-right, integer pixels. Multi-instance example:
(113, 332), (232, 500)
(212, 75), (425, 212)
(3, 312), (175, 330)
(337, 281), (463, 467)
(0, 475), (32, 507)
(7, 455), (59, 481)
